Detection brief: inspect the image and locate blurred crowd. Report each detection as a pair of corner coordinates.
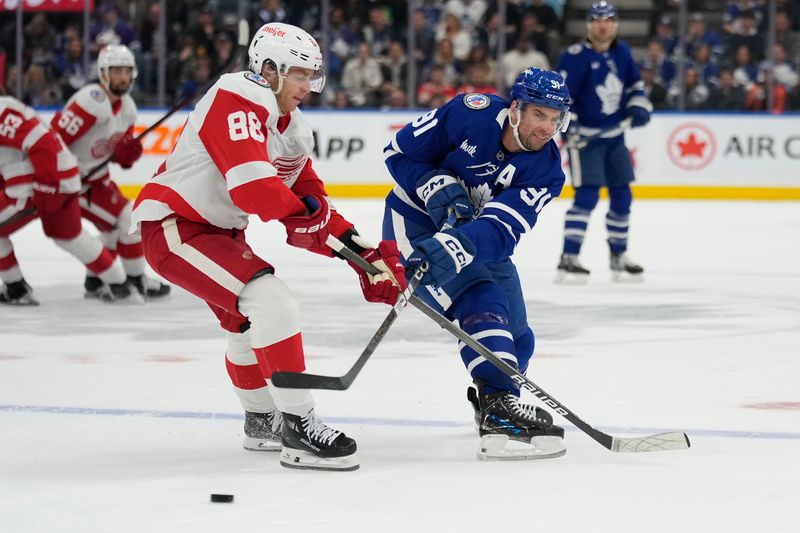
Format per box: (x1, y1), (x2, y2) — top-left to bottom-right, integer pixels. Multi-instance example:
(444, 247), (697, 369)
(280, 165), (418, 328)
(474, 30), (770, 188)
(2, 0), (800, 112)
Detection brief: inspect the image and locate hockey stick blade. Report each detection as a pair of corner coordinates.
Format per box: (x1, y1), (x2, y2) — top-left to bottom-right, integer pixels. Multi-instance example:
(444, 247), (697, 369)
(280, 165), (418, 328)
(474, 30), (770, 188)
(338, 241), (689, 453)
(270, 240), (425, 391)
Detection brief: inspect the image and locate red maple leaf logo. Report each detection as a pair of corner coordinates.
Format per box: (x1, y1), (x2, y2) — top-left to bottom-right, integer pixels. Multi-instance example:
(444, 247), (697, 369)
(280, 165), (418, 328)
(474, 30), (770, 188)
(677, 132), (706, 157)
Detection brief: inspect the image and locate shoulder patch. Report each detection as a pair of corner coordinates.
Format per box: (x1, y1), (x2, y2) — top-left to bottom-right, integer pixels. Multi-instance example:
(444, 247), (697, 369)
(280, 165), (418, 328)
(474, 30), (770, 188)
(567, 43), (584, 55)
(90, 89), (106, 102)
(244, 71), (270, 88)
(463, 93), (490, 110)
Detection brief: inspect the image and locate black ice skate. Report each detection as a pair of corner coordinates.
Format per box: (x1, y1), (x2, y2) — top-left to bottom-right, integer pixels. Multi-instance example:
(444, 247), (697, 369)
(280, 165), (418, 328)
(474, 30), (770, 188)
(0, 279), (39, 306)
(280, 409), (359, 471)
(243, 410), (282, 452)
(468, 384), (553, 428)
(473, 385), (565, 461)
(554, 253), (590, 285)
(610, 252), (644, 282)
(84, 276), (143, 303)
(127, 274), (171, 299)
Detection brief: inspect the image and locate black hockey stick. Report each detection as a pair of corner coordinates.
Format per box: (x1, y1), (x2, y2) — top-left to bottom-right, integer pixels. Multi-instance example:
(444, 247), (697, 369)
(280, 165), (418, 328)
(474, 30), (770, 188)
(330, 240), (690, 453)
(81, 19), (251, 184)
(269, 236), (426, 391)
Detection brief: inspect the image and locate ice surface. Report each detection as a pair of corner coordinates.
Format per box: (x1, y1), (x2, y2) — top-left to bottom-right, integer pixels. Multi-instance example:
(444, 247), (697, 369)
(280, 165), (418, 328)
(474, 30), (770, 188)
(1, 199), (798, 532)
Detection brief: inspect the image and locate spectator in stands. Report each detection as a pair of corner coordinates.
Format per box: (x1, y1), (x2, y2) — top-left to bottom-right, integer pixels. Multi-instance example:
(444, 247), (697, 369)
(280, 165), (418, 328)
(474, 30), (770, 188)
(326, 6), (358, 85)
(639, 61), (668, 109)
(731, 43), (759, 89)
(24, 13), (57, 65)
(54, 35), (89, 99)
(211, 31), (234, 72)
(456, 62), (497, 94)
(23, 63), (62, 106)
(177, 55), (212, 100)
(644, 39), (676, 87)
(190, 5), (217, 59)
(253, 0), (288, 27)
(768, 43), (799, 92)
(382, 87), (408, 109)
(464, 44), (495, 83)
(362, 6), (395, 58)
(666, 65), (710, 110)
(436, 13), (472, 61)
(707, 67), (747, 110)
(723, 0), (765, 34)
(341, 42), (383, 107)
(652, 14), (678, 57)
(90, 3), (139, 57)
(139, 1), (177, 95)
(514, 11), (551, 61)
(692, 43), (721, 88)
(746, 64), (788, 113)
(685, 13), (724, 63)
(775, 11), (800, 71)
(430, 38), (464, 86)
(724, 9), (764, 63)
(332, 89), (350, 109)
(416, 64), (456, 107)
(443, 0), (488, 33)
(412, 9), (437, 74)
(501, 35), (549, 90)
(380, 40), (408, 92)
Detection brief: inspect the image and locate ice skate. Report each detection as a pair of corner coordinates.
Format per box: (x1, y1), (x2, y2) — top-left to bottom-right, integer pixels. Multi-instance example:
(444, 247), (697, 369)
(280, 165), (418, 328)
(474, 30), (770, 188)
(280, 409), (359, 471)
(0, 280), (39, 306)
(127, 274), (171, 299)
(554, 253), (590, 285)
(467, 384), (552, 429)
(243, 410), (282, 452)
(610, 252), (644, 282)
(473, 385), (565, 461)
(84, 276), (144, 303)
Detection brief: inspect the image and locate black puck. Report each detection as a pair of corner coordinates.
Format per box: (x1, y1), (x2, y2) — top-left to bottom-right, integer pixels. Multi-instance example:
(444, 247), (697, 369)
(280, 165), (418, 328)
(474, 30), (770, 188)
(210, 494), (234, 503)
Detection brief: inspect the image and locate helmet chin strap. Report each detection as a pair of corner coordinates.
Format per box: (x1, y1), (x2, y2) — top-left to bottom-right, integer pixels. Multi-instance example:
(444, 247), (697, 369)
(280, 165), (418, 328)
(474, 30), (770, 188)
(510, 105), (531, 152)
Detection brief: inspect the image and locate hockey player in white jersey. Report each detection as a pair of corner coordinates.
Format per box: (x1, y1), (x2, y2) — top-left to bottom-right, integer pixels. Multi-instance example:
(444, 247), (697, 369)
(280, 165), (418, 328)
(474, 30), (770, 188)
(51, 44), (170, 300)
(0, 95), (134, 304)
(131, 23), (407, 471)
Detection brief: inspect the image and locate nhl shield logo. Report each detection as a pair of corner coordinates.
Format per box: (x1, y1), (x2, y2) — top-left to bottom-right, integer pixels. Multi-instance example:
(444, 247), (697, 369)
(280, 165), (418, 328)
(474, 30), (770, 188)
(244, 71), (270, 88)
(463, 93), (490, 110)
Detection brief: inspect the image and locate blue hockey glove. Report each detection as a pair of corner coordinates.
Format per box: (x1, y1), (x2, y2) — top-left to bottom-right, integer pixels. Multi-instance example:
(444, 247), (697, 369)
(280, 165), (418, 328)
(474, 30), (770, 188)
(627, 106), (651, 128)
(415, 169), (473, 230)
(406, 229), (476, 288)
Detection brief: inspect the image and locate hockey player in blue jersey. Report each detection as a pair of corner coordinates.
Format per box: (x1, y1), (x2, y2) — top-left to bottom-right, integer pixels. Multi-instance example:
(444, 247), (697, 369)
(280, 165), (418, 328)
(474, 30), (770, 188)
(556, 0), (651, 283)
(381, 68), (570, 460)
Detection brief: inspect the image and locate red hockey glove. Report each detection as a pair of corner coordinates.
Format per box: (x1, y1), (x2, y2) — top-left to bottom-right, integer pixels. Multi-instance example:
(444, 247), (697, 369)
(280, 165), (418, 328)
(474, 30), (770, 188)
(112, 133), (143, 169)
(282, 194), (332, 250)
(31, 181), (70, 214)
(347, 236), (407, 305)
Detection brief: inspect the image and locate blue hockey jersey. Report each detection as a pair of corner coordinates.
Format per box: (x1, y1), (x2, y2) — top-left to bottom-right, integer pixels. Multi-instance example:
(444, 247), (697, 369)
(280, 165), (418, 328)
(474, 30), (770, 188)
(384, 93), (565, 264)
(557, 40), (649, 132)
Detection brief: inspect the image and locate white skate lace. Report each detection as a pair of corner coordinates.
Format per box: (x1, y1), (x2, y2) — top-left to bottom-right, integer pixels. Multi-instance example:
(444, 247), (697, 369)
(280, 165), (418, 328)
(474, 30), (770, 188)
(302, 411), (341, 445)
(504, 394), (549, 425)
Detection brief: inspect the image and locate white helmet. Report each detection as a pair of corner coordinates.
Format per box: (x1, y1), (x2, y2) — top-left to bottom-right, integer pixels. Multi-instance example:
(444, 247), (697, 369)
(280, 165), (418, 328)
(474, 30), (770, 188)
(248, 23), (325, 93)
(97, 44), (137, 93)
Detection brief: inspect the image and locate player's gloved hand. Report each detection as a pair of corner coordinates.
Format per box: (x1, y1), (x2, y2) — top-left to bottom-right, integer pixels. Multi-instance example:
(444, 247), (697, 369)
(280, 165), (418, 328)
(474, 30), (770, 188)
(345, 234), (407, 305)
(406, 229), (475, 288)
(112, 133), (143, 169)
(282, 194), (332, 250)
(627, 106), (651, 128)
(31, 181), (69, 214)
(415, 169), (473, 230)
(564, 121), (581, 149)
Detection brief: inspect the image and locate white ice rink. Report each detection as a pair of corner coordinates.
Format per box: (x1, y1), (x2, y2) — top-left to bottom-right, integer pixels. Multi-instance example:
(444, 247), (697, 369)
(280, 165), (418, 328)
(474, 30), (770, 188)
(1, 198), (798, 533)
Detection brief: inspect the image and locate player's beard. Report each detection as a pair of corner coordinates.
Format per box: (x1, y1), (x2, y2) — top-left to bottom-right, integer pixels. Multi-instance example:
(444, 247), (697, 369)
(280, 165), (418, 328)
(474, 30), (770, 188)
(109, 81), (130, 97)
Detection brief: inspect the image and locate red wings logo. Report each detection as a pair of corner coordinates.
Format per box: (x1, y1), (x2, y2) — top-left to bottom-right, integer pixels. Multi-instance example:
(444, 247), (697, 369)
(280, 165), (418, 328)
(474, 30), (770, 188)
(90, 132), (125, 159)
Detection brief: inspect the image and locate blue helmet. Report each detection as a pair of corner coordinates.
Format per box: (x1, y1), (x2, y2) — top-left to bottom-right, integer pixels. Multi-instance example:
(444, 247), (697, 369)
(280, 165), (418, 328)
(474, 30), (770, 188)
(509, 67), (571, 114)
(587, 0), (617, 20)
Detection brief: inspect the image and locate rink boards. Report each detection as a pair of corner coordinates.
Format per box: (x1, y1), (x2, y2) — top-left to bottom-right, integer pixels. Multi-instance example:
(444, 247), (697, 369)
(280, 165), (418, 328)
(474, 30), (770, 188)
(35, 109), (800, 201)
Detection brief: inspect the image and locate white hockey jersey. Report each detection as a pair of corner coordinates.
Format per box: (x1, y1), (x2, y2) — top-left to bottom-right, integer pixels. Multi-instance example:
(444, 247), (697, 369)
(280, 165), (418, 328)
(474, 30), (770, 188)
(51, 83), (137, 185)
(0, 96), (80, 201)
(132, 71), (342, 232)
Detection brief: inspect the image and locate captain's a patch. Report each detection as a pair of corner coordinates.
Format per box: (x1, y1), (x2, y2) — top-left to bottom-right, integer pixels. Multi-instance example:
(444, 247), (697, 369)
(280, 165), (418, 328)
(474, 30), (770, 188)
(244, 72), (270, 87)
(463, 93), (490, 110)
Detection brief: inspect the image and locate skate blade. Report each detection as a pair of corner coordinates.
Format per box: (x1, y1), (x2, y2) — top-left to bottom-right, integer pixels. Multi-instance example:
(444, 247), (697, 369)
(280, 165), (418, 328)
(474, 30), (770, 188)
(243, 436), (282, 452)
(280, 447), (360, 471)
(611, 272), (644, 283)
(554, 271), (589, 285)
(476, 434), (566, 461)
(0, 297), (40, 306)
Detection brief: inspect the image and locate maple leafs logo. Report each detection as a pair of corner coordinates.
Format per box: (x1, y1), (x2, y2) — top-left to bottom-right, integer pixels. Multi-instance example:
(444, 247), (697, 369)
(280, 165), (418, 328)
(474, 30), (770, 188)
(469, 182), (493, 215)
(596, 73), (623, 115)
